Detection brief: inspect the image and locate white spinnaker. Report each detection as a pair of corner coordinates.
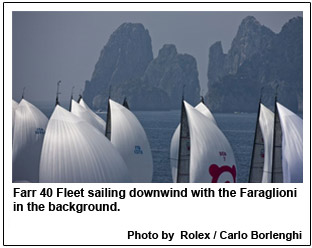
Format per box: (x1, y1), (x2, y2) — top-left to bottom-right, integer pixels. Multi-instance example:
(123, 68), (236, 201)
(79, 98), (106, 134)
(195, 102), (217, 125)
(39, 105), (130, 183)
(171, 101), (236, 183)
(13, 99), (48, 182)
(109, 99), (153, 182)
(12, 100), (18, 138)
(277, 102), (303, 183)
(71, 99), (106, 134)
(185, 101), (236, 182)
(171, 102), (216, 182)
(170, 124), (180, 182)
(259, 104), (274, 182)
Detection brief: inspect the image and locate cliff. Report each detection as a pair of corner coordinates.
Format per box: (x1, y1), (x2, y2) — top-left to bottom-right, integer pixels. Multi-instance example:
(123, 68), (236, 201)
(205, 16), (303, 113)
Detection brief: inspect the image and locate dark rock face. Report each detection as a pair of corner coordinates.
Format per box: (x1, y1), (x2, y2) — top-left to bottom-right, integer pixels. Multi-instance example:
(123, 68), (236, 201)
(206, 16), (303, 113)
(84, 23), (200, 110)
(143, 44), (200, 109)
(83, 23), (153, 109)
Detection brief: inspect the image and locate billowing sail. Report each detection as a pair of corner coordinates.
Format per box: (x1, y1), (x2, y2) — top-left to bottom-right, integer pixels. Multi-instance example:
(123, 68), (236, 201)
(195, 102), (217, 125)
(170, 125), (181, 182)
(79, 98), (106, 133)
(12, 100), (18, 137)
(249, 103), (274, 183)
(39, 105), (130, 183)
(274, 103), (303, 183)
(107, 99), (153, 182)
(171, 101), (237, 183)
(171, 101), (215, 182)
(71, 99), (106, 134)
(13, 99), (48, 182)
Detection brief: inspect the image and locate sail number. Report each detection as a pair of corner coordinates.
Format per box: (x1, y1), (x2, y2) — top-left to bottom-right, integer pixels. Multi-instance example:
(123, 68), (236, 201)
(219, 151), (227, 161)
(35, 127), (45, 135)
(134, 146), (143, 154)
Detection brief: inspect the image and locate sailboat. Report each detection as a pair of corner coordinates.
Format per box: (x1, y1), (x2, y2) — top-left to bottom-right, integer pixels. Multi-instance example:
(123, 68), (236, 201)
(170, 100), (237, 183)
(271, 102), (303, 183)
(13, 99), (48, 182)
(71, 97), (106, 135)
(249, 101), (274, 183)
(105, 98), (153, 182)
(39, 104), (130, 183)
(39, 82), (130, 183)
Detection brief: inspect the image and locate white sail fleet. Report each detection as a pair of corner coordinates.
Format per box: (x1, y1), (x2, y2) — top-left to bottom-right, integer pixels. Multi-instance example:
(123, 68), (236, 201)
(12, 87), (303, 183)
(249, 97), (303, 183)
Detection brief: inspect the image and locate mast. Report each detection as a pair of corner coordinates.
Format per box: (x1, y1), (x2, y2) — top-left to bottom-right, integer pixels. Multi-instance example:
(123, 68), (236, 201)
(69, 86), (74, 111)
(271, 85), (283, 183)
(21, 87), (26, 100)
(248, 87), (265, 183)
(105, 85), (112, 140)
(123, 97), (129, 109)
(176, 85), (190, 183)
(55, 80), (61, 106)
(78, 89), (82, 103)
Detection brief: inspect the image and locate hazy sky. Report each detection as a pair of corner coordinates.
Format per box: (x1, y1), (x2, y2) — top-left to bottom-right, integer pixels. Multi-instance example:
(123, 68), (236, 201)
(13, 11), (302, 103)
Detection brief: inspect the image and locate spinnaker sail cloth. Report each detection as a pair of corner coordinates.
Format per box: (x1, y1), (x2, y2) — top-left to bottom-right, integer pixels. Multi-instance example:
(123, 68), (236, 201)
(106, 99), (153, 183)
(39, 105), (130, 183)
(71, 99), (106, 134)
(78, 98), (106, 134)
(249, 103), (274, 183)
(170, 124), (183, 182)
(272, 102), (303, 183)
(12, 100), (18, 138)
(13, 99), (48, 182)
(171, 101), (237, 183)
(195, 102), (217, 125)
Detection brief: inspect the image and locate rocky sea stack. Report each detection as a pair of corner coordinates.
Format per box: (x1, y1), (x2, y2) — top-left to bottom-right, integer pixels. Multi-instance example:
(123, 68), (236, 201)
(205, 16), (303, 113)
(83, 23), (153, 110)
(83, 23), (200, 110)
(142, 44), (200, 109)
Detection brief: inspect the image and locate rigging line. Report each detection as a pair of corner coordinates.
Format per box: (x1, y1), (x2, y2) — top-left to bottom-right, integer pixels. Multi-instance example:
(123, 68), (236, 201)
(260, 86), (264, 102)
(275, 84), (279, 101)
(55, 80), (61, 106)
(21, 87), (26, 100)
(78, 89), (83, 103)
(200, 95), (205, 104)
(71, 86), (75, 99)
(108, 85), (112, 99)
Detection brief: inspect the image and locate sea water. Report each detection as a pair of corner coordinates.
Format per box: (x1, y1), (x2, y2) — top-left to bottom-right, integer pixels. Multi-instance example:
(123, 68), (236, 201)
(132, 111), (256, 183)
(39, 103), (256, 183)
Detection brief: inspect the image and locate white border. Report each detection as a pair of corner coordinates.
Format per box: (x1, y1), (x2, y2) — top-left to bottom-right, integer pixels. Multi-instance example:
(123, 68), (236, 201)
(3, 2), (311, 246)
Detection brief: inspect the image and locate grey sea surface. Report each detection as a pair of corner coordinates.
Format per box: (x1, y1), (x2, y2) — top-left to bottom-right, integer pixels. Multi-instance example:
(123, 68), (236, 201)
(132, 111), (256, 183)
(39, 101), (256, 183)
